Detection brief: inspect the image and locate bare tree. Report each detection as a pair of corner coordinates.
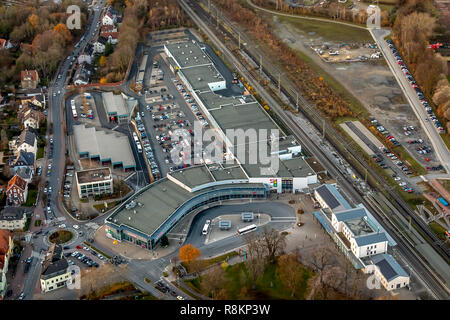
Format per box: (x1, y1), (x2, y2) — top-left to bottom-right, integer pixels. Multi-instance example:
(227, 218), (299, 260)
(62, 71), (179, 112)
(260, 226), (287, 264)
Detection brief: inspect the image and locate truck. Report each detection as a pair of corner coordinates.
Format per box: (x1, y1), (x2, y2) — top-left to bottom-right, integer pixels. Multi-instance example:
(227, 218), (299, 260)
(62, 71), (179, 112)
(438, 197), (449, 207)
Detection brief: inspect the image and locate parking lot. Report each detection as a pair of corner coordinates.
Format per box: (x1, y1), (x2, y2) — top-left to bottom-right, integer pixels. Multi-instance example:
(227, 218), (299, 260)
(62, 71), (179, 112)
(133, 48), (213, 178)
(64, 245), (109, 270)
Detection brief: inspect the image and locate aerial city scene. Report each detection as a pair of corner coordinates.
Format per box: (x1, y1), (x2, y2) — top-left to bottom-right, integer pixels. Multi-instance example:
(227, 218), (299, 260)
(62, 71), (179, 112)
(0, 0), (449, 310)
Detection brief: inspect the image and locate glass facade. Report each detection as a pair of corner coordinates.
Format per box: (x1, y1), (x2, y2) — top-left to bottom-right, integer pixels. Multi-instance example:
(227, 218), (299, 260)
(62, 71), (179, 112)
(108, 184), (269, 250)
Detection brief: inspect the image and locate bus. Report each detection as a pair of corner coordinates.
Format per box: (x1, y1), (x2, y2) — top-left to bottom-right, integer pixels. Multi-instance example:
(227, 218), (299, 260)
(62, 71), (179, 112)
(202, 220), (211, 235)
(237, 224), (257, 235)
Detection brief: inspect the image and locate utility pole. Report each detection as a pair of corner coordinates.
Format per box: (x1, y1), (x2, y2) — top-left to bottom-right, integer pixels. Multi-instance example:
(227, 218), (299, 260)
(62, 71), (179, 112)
(278, 73), (281, 94)
(322, 119), (326, 139)
(259, 54), (262, 77)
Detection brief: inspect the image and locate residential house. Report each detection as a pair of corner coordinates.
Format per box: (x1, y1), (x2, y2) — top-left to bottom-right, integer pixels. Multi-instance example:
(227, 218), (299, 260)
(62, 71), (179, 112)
(20, 95), (45, 109)
(93, 36), (108, 54)
(22, 108), (45, 129)
(0, 206), (31, 230)
(21, 70), (40, 89)
(6, 174), (28, 206)
(73, 63), (91, 86)
(0, 39), (13, 49)
(16, 167), (33, 183)
(10, 150), (35, 174)
(0, 230), (14, 299)
(102, 10), (115, 25)
(100, 25), (119, 45)
(40, 244), (71, 293)
(102, 32), (119, 45)
(9, 129), (38, 157)
(77, 44), (94, 65)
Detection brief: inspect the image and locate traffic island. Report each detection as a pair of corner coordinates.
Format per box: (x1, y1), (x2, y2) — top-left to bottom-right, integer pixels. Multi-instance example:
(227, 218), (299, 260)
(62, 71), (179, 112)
(48, 230), (73, 244)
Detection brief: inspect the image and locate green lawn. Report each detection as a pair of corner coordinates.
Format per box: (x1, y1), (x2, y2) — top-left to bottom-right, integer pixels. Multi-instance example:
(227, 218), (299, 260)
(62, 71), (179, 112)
(429, 221), (447, 241)
(23, 189), (38, 207)
(276, 15), (373, 43)
(186, 261), (312, 300)
(36, 146), (44, 159)
(182, 251), (238, 273)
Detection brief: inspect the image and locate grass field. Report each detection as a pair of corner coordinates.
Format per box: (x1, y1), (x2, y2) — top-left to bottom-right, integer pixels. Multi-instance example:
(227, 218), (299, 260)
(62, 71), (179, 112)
(277, 15), (373, 43)
(429, 221), (447, 241)
(186, 261), (312, 300)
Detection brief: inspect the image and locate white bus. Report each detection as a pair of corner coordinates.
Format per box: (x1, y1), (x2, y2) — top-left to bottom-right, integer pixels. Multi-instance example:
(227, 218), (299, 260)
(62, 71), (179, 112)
(202, 220), (211, 235)
(237, 224), (257, 235)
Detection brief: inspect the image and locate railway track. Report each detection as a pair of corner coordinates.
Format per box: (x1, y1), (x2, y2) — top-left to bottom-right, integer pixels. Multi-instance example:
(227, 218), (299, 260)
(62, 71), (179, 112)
(178, 0), (450, 299)
(189, 0), (450, 262)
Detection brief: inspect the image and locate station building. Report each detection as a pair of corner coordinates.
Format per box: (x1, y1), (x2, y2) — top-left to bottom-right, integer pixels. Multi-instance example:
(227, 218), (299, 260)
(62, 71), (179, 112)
(313, 184), (410, 291)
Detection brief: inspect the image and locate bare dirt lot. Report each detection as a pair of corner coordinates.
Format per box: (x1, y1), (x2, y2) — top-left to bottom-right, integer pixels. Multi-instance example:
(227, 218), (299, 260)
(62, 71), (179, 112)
(270, 14), (439, 168)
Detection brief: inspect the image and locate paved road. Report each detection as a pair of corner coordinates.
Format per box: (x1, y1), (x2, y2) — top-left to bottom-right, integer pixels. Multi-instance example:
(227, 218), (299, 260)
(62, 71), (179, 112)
(370, 28), (450, 173)
(179, 0), (450, 299)
(246, 0), (450, 173)
(18, 0), (108, 300)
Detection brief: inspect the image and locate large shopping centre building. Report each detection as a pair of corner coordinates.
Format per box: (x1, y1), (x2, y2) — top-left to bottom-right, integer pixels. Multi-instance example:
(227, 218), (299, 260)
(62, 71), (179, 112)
(105, 40), (321, 249)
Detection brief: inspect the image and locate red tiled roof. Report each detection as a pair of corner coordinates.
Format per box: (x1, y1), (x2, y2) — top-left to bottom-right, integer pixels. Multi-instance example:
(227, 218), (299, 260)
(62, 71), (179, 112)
(100, 32), (119, 39)
(21, 70), (39, 81)
(7, 174), (27, 192)
(0, 229), (12, 269)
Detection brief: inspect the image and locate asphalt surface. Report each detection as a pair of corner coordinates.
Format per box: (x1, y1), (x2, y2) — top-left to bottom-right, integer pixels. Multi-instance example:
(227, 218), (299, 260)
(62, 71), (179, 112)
(370, 28), (450, 173)
(17, 1), (108, 300)
(179, 0), (450, 299)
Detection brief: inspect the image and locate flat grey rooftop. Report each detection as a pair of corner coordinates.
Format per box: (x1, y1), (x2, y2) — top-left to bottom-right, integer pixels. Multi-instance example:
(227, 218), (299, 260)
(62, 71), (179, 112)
(241, 156), (315, 178)
(73, 124), (136, 168)
(180, 64), (224, 92)
(76, 167), (112, 184)
(344, 217), (374, 236)
(198, 91), (256, 111)
(165, 41), (211, 68)
(108, 176), (266, 236)
(210, 102), (280, 135)
(169, 165), (215, 189)
(207, 163), (248, 180)
(102, 92), (129, 116)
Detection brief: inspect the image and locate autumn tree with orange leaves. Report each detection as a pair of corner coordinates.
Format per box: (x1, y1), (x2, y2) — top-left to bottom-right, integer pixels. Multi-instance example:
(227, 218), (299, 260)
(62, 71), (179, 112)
(54, 23), (72, 44)
(179, 244), (201, 264)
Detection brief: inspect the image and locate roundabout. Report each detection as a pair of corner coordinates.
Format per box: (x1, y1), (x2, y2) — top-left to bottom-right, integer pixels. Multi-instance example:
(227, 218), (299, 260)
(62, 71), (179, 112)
(48, 230), (74, 244)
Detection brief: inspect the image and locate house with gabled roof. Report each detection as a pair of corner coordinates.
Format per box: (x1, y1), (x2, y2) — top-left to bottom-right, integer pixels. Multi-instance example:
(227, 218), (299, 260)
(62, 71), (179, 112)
(9, 129), (37, 157)
(10, 150), (35, 173)
(21, 70), (40, 89)
(6, 174), (28, 206)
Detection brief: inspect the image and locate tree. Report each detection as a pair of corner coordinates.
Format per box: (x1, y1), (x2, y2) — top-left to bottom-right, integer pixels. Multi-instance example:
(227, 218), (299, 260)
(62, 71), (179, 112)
(200, 265), (226, 299)
(244, 232), (267, 285)
(260, 226), (286, 264)
(54, 23), (72, 44)
(276, 253), (304, 297)
(179, 244), (201, 264)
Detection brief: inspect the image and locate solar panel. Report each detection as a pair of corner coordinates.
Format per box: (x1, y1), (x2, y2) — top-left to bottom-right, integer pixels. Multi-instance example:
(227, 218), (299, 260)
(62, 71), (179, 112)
(317, 185), (340, 209)
(376, 259), (397, 281)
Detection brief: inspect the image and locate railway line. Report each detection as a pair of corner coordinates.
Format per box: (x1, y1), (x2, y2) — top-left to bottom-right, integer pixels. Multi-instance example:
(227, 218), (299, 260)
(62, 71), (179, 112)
(178, 0), (450, 299)
(188, 0), (450, 261)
